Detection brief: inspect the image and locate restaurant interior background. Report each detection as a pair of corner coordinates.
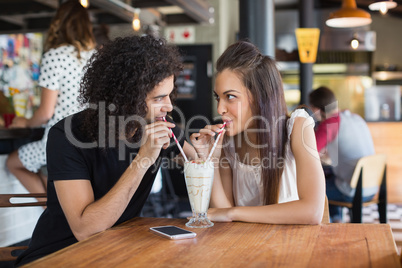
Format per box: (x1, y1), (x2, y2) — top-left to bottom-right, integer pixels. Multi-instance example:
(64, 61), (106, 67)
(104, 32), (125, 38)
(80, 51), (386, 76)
(1, 0), (402, 119)
(1, 0), (402, 254)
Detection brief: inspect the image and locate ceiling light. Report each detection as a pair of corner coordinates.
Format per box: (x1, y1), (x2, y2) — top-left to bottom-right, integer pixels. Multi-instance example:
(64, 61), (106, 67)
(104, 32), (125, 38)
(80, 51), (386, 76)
(349, 33), (364, 50)
(351, 38), (360, 49)
(80, 0), (89, 8)
(326, 0), (372, 28)
(369, 1), (397, 15)
(132, 8), (141, 31)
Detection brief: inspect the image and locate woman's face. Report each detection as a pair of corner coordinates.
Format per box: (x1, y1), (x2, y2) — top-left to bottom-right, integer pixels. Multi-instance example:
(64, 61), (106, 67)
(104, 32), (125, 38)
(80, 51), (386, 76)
(214, 69), (255, 137)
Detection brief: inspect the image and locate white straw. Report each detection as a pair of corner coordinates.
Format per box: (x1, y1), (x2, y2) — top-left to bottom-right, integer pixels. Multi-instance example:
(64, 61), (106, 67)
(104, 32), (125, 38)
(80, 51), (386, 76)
(163, 117), (188, 162)
(206, 122), (227, 162)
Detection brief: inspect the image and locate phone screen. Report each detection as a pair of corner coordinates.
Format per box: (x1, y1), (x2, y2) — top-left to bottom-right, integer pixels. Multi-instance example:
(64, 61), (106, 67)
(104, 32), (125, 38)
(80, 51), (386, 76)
(152, 226), (193, 235)
(150, 226), (196, 239)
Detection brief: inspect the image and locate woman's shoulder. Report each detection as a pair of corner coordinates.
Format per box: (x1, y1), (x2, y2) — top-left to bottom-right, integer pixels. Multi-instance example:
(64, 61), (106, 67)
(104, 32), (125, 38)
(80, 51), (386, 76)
(44, 45), (73, 55)
(290, 108), (312, 120)
(41, 45), (73, 63)
(287, 109), (315, 139)
(43, 45), (94, 60)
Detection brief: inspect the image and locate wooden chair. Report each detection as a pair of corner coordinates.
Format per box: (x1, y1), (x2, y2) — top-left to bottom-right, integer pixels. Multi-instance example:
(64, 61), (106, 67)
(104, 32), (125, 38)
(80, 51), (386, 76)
(322, 195), (330, 224)
(400, 250), (402, 267)
(0, 193), (46, 262)
(328, 154), (387, 223)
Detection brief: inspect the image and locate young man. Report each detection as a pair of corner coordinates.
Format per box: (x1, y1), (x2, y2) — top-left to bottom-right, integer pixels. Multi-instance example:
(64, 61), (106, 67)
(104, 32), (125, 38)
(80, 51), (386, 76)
(309, 86), (375, 223)
(16, 35), (197, 266)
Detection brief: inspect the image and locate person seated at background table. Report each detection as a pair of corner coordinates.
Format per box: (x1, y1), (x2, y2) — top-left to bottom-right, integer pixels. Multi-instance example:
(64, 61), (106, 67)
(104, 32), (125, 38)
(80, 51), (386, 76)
(309, 86), (375, 223)
(15, 34), (198, 267)
(6, 0), (96, 198)
(93, 23), (110, 49)
(190, 40), (325, 225)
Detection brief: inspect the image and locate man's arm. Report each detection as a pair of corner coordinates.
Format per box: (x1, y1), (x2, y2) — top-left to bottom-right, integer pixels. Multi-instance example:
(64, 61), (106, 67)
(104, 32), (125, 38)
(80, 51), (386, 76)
(53, 121), (174, 241)
(54, 160), (148, 241)
(315, 116), (340, 152)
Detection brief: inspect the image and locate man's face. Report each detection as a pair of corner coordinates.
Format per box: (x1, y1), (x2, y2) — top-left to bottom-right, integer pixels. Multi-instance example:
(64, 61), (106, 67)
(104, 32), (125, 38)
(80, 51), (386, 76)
(311, 106), (322, 121)
(144, 75), (174, 123)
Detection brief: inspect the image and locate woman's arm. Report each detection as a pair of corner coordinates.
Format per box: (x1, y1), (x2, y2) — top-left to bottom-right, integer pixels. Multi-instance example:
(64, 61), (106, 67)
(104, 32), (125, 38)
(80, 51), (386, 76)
(210, 150), (234, 208)
(10, 87), (58, 128)
(208, 117), (325, 224)
(182, 141), (198, 161)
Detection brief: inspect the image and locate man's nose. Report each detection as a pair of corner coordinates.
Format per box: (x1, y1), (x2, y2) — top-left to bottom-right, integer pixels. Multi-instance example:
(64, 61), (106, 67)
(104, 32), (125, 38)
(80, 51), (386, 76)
(161, 98), (173, 112)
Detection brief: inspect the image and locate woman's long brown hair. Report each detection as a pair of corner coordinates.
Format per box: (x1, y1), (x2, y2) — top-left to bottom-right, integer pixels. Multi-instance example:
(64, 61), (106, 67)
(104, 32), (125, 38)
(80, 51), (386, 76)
(44, 0), (95, 58)
(216, 41), (289, 205)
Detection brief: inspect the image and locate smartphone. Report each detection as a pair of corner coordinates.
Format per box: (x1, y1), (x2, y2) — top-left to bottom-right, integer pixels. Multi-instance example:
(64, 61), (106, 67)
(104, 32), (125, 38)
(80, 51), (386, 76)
(149, 226), (197, 240)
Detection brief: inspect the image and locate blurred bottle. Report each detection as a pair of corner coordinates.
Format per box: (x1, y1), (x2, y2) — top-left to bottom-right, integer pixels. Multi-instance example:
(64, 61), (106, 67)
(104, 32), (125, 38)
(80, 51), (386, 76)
(380, 103), (390, 120)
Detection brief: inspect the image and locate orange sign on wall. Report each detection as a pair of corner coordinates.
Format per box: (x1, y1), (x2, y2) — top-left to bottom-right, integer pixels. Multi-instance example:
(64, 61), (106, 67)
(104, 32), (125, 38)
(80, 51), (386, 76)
(295, 28), (320, 63)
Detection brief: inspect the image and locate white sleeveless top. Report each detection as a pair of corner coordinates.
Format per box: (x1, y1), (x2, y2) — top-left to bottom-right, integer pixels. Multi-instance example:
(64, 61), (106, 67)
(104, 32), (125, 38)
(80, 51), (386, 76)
(222, 109), (314, 206)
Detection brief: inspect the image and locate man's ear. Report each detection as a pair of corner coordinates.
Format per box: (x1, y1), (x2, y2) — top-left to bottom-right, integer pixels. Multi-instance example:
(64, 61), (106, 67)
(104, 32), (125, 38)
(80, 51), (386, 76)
(320, 110), (326, 120)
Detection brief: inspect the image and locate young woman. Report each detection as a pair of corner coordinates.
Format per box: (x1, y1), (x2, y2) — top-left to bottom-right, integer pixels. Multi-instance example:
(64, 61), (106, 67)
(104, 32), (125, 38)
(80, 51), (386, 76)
(7, 0), (96, 197)
(191, 40), (325, 225)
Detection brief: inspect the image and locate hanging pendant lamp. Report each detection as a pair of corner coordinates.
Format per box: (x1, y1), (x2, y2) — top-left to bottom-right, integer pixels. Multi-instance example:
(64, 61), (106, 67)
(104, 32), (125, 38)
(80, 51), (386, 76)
(326, 0), (372, 28)
(132, 8), (141, 31)
(80, 0), (89, 8)
(369, 0), (397, 15)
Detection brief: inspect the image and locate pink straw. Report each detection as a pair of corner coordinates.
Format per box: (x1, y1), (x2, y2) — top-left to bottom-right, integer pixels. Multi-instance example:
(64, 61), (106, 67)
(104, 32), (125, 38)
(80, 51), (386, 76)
(163, 117), (188, 162)
(206, 122), (227, 162)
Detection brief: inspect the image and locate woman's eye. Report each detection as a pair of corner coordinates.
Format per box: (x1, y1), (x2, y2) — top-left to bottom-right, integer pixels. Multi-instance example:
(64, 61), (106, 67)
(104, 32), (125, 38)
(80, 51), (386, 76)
(227, 94), (235, 100)
(214, 94), (220, 101)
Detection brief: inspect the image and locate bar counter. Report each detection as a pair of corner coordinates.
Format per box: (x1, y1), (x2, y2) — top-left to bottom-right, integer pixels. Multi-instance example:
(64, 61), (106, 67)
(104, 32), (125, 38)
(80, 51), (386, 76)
(0, 127), (44, 154)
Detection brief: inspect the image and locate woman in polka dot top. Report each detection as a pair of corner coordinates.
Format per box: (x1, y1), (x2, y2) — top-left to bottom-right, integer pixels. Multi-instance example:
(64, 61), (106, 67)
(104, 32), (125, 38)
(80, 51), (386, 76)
(6, 0), (96, 198)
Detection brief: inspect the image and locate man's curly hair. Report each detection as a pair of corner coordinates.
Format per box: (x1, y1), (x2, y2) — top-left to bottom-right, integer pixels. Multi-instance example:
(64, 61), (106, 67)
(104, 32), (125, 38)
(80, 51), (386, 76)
(78, 35), (183, 144)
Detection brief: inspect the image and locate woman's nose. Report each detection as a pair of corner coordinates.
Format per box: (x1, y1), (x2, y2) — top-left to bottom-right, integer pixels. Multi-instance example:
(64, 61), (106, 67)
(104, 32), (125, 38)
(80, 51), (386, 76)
(217, 101), (226, 115)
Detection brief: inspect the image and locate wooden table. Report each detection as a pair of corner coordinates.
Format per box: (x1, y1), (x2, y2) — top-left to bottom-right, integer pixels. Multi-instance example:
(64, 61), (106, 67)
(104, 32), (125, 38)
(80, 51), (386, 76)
(24, 217), (400, 268)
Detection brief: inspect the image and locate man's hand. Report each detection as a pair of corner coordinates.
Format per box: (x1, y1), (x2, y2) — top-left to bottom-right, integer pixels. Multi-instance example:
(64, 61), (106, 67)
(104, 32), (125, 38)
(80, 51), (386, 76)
(136, 121), (175, 168)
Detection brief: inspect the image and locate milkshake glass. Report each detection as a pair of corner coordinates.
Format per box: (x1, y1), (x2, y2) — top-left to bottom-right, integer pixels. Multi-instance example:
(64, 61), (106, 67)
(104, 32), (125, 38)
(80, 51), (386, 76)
(184, 160), (214, 228)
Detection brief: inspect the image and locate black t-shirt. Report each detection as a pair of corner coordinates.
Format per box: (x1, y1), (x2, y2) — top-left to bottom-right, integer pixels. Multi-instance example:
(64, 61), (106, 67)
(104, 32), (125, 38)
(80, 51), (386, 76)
(15, 111), (185, 266)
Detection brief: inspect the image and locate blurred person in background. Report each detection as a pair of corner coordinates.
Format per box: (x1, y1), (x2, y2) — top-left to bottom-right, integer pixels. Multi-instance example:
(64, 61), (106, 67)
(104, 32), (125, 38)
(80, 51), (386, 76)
(93, 23), (110, 49)
(6, 0), (96, 198)
(309, 86), (375, 223)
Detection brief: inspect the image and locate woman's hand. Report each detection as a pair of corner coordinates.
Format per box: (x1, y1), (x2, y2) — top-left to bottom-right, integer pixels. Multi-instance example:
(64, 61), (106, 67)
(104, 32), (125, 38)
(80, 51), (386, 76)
(9, 116), (28, 128)
(190, 124), (226, 161)
(207, 207), (233, 222)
